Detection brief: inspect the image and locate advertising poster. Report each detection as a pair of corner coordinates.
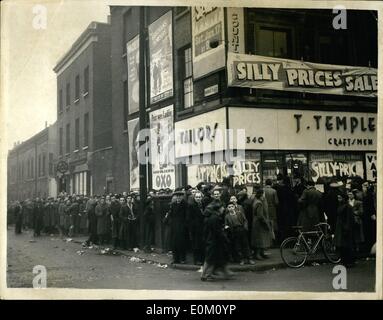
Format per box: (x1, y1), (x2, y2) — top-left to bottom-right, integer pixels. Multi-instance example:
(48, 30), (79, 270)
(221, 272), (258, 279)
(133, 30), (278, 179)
(149, 105), (175, 190)
(227, 52), (377, 97)
(128, 118), (140, 190)
(149, 11), (173, 104)
(192, 6), (225, 79)
(127, 35), (140, 114)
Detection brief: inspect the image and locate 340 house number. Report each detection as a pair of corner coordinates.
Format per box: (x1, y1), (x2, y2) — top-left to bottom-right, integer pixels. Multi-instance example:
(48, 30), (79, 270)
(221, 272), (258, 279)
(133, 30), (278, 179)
(246, 136), (264, 144)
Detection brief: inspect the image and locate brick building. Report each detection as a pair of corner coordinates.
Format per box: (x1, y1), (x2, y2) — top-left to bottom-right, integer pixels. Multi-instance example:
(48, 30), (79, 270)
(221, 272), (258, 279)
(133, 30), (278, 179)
(109, 7), (377, 193)
(53, 21), (113, 196)
(7, 122), (57, 201)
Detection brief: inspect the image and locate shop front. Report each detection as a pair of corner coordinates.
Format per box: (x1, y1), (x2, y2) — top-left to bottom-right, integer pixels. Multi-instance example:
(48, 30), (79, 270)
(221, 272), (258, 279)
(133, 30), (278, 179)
(174, 106), (377, 190)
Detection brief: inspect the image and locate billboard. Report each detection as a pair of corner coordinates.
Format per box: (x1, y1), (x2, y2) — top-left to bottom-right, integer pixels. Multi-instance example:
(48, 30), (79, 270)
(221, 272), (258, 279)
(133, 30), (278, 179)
(149, 11), (173, 104)
(192, 6), (225, 79)
(227, 52), (378, 97)
(149, 105), (175, 190)
(127, 35), (140, 114)
(128, 118), (140, 190)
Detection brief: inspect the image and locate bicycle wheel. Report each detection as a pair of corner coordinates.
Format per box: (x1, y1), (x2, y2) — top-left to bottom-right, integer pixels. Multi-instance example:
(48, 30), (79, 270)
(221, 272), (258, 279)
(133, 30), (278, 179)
(280, 237), (308, 268)
(322, 235), (341, 264)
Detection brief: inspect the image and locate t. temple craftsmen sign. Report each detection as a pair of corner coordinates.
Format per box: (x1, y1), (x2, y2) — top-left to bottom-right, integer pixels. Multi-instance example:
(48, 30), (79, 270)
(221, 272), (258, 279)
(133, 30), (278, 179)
(227, 52), (377, 97)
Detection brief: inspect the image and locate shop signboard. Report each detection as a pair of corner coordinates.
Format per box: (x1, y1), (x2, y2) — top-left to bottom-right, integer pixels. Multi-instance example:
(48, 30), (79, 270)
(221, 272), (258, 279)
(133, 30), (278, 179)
(365, 152), (377, 181)
(174, 107), (227, 158)
(229, 108), (377, 151)
(187, 159), (261, 187)
(227, 52), (377, 97)
(227, 7), (245, 54)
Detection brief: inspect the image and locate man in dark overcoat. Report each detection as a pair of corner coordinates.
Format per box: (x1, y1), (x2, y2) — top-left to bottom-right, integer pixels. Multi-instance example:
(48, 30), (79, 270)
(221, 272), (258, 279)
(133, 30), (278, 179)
(187, 191), (205, 265)
(166, 191), (188, 264)
(201, 201), (233, 281)
(119, 197), (133, 250)
(110, 196), (122, 249)
(14, 201), (23, 234)
(85, 196), (98, 245)
(298, 181), (325, 232)
(33, 198), (44, 237)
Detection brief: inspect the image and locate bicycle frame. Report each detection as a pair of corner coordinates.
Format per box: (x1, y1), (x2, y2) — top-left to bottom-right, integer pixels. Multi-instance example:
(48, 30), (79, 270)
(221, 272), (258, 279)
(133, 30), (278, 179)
(296, 230), (325, 255)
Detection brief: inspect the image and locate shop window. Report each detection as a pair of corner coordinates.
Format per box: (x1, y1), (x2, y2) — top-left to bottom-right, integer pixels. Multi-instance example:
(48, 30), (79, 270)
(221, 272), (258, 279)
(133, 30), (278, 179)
(66, 82), (70, 106)
(257, 27), (292, 58)
(66, 123), (70, 154)
(75, 118), (80, 150)
(49, 153), (53, 175)
(83, 66), (89, 95)
(179, 46), (194, 109)
(59, 127), (63, 156)
(84, 113), (89, 148)
(262, 151), (287, 183)
(285, 152), (308, 180)
(59, 89), (63, 113)
(42, 154), (46, 176)
(75, 74), (80, 101)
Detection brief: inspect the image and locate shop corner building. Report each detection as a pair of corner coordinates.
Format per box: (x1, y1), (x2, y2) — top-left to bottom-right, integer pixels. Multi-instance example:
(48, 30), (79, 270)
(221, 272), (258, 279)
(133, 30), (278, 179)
(109, 7), (377, 193)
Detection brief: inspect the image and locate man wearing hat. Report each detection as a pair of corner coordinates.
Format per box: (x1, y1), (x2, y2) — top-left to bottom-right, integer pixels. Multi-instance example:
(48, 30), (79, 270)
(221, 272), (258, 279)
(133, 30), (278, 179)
(298, 181), (325, 232)
(166, 191), (187, 264)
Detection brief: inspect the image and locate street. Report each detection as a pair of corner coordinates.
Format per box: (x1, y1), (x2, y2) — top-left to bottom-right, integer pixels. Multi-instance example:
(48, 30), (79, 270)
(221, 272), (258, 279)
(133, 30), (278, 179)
(7, 229), (375, 292)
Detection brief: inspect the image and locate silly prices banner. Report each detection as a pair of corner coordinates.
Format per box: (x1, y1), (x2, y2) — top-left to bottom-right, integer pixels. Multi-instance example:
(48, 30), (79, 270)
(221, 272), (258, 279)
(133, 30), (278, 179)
(149, 11), (173, 104)
(227, 52), (377, 97)
(150, 105), (175, 190)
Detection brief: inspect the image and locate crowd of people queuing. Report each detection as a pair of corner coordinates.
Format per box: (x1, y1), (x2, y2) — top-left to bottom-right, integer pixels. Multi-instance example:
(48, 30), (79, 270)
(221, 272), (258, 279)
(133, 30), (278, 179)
(7, 174), (377, 279)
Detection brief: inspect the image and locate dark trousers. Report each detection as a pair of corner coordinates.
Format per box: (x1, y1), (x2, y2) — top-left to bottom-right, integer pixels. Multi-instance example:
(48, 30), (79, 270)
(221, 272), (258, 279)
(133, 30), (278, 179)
(172, 248), (186, 264)
(144, 223), (154, 250)
(127, 220), (138, 249)
(230, 226), (251, 262)
(15, 219), (23, 234)
(34, 218), (43, 236)
(190, 233), (205, 264)
(339, 246), (355, 265)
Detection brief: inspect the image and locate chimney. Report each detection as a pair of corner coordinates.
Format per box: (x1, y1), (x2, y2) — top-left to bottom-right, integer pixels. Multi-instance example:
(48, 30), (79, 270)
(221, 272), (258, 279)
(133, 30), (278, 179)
(107, 15), (111, 24)
(45, 121), (48, 128)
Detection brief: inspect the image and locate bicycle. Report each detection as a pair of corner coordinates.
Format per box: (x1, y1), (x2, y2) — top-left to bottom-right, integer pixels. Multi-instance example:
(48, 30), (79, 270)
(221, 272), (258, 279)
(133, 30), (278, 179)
(280, 222), (341, 268)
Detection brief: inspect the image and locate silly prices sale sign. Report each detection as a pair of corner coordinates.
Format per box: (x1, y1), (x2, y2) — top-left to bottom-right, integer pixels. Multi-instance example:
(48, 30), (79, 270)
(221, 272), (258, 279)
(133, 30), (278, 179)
(227, 52), (377, 97)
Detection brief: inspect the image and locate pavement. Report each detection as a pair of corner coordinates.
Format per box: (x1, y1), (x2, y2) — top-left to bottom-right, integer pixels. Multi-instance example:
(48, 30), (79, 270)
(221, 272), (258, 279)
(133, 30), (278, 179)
(7, 228), (376, 291)
(68, 235), (371, 272)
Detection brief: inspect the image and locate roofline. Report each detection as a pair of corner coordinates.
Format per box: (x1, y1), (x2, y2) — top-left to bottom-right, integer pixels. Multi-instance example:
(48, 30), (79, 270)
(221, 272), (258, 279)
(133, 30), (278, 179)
(8, 122), (57, 155)
(53, 21), (110, 74)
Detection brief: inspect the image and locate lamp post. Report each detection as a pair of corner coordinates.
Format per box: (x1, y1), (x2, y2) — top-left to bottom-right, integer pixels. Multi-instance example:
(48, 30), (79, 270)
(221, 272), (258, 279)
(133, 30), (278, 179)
(138, 6), (148, 246)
